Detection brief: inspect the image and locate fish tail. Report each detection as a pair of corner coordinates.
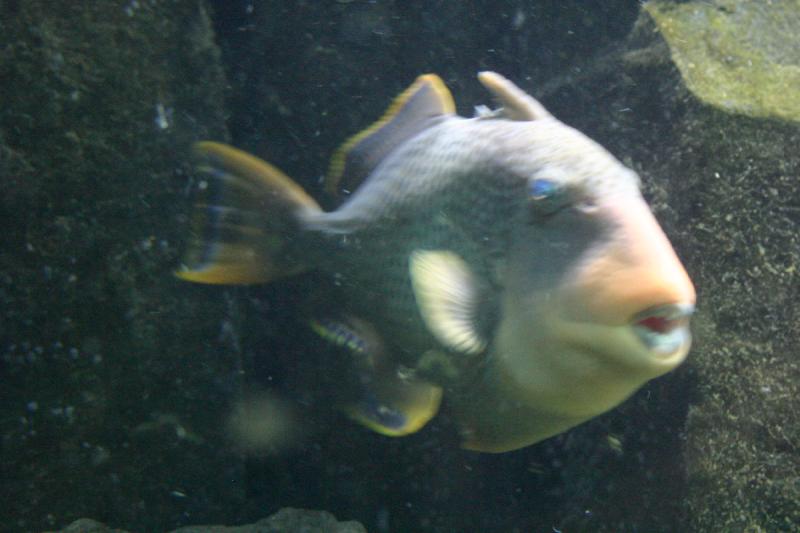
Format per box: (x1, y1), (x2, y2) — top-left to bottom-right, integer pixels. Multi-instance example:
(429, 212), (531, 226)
(176, 141), (321, 285)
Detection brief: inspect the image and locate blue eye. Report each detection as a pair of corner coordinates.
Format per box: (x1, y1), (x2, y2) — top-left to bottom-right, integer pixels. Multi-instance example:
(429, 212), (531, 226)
(528, 178), (571, 222)
(529, 179), (559, 200)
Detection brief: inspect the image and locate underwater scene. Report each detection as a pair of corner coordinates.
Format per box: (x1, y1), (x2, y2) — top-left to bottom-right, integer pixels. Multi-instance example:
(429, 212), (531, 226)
(2, 1), (799, 532)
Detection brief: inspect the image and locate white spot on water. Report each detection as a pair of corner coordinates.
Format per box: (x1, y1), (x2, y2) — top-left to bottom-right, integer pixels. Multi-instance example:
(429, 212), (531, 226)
(512, 9), (526, 30)
(124, 0), (139, 16)
(154, 103), (171, 130)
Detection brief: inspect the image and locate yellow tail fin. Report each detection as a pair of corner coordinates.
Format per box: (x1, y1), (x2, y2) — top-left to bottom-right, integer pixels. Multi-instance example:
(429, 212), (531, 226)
(176, 142), (320, 285)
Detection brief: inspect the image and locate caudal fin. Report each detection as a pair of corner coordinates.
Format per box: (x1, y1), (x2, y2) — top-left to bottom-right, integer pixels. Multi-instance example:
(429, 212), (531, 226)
(176, 141), (321, 285)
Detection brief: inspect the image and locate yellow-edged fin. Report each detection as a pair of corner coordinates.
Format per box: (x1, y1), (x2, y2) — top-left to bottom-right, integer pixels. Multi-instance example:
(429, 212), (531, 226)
(345, 377), (443, 437)
(195, 142), (319, 211)
(325, 74), (455, 196)
(409, 250), (487, 355)
(310, 318), (369, 357)
(310, 315), (442, 436)
(310, 316), (384, 371)
(176, 142), (321, 285)
(178, 242), (273, 284)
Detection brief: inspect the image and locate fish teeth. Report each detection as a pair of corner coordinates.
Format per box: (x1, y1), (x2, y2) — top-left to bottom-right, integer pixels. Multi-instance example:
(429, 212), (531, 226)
(632, 303), (694, 355)
(633, 324), (688, 355)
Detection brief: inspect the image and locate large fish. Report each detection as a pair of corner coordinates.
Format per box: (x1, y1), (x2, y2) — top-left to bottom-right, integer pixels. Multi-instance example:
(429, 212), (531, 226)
(177, 72), (696, 453)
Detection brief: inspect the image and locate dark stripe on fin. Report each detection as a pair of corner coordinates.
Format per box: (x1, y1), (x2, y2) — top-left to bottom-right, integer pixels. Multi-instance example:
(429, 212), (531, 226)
(310, 315), (442, 436)
(325, 74), (455, 197)
(176, 141), (321, 285)
(345, 377), (443, 437)
(351, 391), (408, 432)
(310, 318), (370, 357)
(310, 315), (386, 373)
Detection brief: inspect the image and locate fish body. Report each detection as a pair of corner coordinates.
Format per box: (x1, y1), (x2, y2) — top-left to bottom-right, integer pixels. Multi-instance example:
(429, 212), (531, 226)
(178, 72), (695, 452)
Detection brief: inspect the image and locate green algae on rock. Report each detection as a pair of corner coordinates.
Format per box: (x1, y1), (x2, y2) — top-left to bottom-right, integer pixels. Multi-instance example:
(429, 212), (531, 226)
(645, 0), (800, 123)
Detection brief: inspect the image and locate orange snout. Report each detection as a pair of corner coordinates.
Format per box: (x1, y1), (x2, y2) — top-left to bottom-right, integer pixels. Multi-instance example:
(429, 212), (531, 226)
(563, 197), (696, 325)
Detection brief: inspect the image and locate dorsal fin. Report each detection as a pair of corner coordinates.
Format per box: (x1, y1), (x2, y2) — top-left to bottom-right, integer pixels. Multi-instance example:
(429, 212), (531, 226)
(325, 74), (455, 196)
(477, 71), (552, 121)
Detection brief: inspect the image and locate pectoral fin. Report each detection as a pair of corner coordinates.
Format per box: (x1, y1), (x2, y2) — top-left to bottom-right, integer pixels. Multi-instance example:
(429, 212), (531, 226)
(409, 250), (488, 355)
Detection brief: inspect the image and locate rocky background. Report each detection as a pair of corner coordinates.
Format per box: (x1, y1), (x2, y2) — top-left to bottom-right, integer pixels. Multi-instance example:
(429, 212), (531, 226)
(2, 1), (798, 532)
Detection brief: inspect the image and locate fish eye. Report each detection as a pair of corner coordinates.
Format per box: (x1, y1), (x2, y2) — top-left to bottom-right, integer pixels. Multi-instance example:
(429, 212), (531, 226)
(527, 178), (570, 220)
(528, 178), (559, 201)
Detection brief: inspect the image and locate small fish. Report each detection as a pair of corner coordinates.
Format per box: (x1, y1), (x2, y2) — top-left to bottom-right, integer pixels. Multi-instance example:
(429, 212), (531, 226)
(177, 72), (695, 453)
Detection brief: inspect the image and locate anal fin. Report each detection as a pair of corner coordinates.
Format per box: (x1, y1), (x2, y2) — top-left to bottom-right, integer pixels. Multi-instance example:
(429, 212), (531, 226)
(310, 316), (442, 436)
(345, 375), (443, 437)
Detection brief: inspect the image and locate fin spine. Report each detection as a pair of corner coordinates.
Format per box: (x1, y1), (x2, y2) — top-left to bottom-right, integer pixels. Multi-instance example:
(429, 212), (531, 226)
(477, 71), (551, 121)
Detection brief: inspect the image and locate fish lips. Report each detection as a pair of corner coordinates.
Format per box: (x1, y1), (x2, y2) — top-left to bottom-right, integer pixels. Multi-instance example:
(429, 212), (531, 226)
(631, 302), (695, 357)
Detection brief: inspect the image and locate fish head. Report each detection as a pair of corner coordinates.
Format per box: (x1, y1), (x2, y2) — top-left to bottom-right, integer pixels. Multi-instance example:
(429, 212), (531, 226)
(493, 119), (695, 417)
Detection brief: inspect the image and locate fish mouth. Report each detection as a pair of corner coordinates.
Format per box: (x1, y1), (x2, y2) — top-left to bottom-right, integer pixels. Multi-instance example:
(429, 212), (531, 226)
(631, 303), (694, 356)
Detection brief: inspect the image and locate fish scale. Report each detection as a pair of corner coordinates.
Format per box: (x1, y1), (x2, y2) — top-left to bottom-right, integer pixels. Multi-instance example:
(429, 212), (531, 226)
(304, 124), (524, 368)
(300, 121), (520, 353)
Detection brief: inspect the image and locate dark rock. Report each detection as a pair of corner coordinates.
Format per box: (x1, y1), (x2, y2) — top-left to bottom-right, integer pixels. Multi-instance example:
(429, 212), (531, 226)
(48, 518), (127, 533)
(539, 3), (800, 530)
(637, 4), (800, 530)
(460, 1), (799, 530)
(0, 2), (245, 532)
(171, 507), (367, 533)
(48, 508), (366, 533)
